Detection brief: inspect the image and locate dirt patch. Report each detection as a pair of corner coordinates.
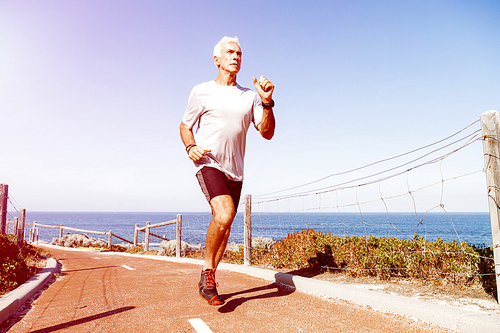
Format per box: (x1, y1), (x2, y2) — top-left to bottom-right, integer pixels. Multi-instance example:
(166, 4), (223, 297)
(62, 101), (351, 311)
(308, 271), (500, 315)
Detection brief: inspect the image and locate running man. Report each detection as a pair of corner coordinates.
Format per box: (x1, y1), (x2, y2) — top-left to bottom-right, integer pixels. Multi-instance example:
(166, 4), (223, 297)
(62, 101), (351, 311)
(180, 36), (276, 305)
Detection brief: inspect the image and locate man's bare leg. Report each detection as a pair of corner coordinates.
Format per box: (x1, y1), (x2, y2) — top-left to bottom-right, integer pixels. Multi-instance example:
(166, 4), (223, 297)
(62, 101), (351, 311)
(204, 194), (236, 270)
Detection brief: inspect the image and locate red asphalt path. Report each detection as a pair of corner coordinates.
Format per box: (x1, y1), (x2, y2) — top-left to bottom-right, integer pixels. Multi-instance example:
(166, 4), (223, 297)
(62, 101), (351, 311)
(5, 246), (456, 332)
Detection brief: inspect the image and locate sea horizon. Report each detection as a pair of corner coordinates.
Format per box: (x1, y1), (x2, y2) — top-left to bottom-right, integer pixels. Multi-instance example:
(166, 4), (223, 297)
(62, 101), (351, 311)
(6, 211), (492, 248)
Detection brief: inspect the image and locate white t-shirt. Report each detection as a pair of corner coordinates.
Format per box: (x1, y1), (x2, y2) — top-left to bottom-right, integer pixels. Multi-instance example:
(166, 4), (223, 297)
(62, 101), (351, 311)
(182, 80), (264, 181)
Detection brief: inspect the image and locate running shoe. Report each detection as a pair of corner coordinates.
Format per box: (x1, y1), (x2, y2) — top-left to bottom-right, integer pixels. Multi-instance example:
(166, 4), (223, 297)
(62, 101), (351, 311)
(198, 268), (224, 306)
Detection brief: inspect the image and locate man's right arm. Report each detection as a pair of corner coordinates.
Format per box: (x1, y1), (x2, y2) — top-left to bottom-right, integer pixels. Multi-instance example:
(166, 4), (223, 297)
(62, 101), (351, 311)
(179, 122), (210, 162)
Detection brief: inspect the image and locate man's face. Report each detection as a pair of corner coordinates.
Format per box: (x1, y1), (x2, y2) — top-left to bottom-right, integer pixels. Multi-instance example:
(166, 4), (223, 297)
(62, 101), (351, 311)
(215, 42), (242, 74)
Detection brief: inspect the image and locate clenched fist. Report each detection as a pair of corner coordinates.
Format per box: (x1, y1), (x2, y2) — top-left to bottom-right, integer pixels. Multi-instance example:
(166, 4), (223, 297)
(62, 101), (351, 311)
(253, 76), (274, 104)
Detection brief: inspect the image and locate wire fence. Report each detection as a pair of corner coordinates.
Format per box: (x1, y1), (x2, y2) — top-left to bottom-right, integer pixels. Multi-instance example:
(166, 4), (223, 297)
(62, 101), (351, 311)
(251, 120), (486, 243)
(243, 119), (495, 284)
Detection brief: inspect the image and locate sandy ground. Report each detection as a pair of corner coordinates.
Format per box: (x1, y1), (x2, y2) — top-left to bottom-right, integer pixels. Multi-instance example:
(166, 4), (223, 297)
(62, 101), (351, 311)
(303, 272), (500, 316)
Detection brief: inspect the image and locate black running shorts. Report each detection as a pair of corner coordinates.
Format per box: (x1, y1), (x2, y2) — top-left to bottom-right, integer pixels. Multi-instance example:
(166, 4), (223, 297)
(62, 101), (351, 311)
(196, 167), (243, 211)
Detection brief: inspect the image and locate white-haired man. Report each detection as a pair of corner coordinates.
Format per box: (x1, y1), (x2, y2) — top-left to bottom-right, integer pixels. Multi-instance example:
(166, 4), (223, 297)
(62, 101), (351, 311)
(180, 36), (276, 306)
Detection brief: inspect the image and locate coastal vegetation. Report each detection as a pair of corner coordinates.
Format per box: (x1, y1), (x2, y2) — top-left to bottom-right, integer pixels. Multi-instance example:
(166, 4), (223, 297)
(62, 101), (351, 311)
(220, 229), (496, 298)
(0, 234), (48, 296)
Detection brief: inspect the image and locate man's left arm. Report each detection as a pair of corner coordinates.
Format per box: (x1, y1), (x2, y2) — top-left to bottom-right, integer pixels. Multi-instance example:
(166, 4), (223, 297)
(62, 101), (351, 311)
(253, 76), (276, 140)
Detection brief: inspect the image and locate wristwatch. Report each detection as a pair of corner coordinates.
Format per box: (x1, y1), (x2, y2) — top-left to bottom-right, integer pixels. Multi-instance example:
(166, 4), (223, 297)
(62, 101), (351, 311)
(262, 100), (275, 108)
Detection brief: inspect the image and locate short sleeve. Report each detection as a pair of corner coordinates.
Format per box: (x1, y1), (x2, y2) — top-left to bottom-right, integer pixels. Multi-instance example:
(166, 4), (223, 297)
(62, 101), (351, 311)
(252, 93), (264, 129)
(181, 89), (202, 130)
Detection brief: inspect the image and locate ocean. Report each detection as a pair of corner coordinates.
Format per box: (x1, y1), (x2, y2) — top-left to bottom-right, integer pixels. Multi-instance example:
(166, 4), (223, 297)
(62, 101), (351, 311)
(16, 211), (493, 248)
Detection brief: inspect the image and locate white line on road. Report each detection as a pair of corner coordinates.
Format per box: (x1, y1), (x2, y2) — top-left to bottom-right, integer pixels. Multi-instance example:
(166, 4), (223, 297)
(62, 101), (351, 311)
(188, 318), (213, 333)
(121, 264), (135, 271)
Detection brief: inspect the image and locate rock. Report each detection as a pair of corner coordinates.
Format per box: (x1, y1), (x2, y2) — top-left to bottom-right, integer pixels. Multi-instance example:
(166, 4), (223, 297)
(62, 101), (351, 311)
(158, 240), (193, 256)
(51, 233), (108, 248)
(252, 236), (275, 249)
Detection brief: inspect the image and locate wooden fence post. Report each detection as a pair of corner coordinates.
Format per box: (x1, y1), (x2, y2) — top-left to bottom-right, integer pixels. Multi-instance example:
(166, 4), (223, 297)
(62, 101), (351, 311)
(28, 221), (36, 243)
(480, 110), (500, 303)
(176, 214), (182, 258)
(13, 217), (18, 235)
(108, 230), (112, 247)
(0, 184), (8, 235)
(244, 194), (252, 266)
(144, 221), (150, 252)
(59, 224), (63, 239)
(134, 224), (139, 247)
(17, 209), (26, 249)
(30, 221), (37, 242)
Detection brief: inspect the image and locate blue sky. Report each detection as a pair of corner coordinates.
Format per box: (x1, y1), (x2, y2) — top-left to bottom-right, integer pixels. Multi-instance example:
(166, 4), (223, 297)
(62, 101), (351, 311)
(1, 0), (499, 212)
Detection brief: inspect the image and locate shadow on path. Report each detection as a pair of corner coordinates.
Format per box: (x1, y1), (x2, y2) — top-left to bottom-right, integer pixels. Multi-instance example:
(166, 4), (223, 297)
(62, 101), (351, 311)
(61, 265), (119, 273)
(218, 281), (295, 313)
(29, 306), (136, 333)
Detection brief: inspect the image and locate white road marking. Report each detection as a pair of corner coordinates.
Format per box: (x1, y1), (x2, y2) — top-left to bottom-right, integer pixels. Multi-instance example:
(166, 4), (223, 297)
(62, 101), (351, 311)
(188, 318), (213, 333)
(121, 264), (135, 271)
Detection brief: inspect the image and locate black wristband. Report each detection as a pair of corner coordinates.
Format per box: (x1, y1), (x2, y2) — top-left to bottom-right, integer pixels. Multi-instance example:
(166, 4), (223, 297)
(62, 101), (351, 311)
(186, 144), (196, 154)
(262, 99), (275, 108)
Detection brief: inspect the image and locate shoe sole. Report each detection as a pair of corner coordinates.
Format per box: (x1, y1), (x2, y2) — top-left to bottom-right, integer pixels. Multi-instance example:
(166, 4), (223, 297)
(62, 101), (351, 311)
(199, 293), (224, 306)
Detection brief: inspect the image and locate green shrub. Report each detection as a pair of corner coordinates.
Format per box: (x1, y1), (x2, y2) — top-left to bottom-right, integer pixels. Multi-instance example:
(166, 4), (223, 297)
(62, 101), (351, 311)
(221, 229), (495, 296)
(0, 234), (46, 294)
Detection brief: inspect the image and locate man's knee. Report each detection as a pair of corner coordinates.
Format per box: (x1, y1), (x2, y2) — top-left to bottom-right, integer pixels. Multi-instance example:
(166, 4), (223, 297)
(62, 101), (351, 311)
(213, 207), (235, 227)
(210, 195), (236, 227)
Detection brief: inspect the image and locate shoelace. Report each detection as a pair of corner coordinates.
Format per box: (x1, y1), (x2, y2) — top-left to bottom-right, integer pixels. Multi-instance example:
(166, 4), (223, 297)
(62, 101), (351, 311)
(203, 269), (218, 288)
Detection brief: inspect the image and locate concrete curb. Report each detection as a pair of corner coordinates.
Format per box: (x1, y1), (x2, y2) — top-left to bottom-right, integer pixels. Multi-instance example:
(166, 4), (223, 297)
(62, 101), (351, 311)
(6, 245), (500, 333)
(0, 257), (58, 325)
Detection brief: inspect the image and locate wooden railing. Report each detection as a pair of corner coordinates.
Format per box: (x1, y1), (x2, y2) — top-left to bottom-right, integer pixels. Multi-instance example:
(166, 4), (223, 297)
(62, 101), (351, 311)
(25, 221), (134, 247)
(7, 215), (184, 255)
(134, 214), (182, 256)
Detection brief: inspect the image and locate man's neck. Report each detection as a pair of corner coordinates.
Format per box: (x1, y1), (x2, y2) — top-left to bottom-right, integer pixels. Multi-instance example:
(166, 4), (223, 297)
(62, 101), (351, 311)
(215, 71), (237, 86)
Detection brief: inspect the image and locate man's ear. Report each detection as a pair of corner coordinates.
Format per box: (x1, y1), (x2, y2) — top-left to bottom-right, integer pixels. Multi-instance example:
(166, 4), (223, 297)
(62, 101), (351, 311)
(214, 55), (220, 67)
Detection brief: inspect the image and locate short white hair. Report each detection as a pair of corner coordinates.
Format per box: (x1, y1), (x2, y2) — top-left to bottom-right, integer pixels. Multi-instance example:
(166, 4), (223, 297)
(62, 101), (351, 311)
(213, 36), (240, 58)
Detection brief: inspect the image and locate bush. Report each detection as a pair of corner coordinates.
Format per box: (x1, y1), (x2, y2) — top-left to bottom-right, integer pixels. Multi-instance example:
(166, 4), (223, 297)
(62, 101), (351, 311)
(217, 229), (496, 296)
(0, 234), (46, 295)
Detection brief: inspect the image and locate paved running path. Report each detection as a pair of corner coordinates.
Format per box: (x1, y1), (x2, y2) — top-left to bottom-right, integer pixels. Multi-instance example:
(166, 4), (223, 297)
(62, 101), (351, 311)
(6, 246), (456, 333)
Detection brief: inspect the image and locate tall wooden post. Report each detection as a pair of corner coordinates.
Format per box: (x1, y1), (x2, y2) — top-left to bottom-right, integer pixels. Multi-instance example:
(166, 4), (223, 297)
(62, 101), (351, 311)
(144, 221), (150, 251)
(0, 184), (8, 235)
(108, 230), (112, 247)
(134, 224), (139, 247)
(17, 209), (26, 249)
(480, 110), (500, 303)
(31, 221), (37, 242)
(13, 217), (18, 235)
(176, 214), (182, 258)
(244, 194), (252, 266)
